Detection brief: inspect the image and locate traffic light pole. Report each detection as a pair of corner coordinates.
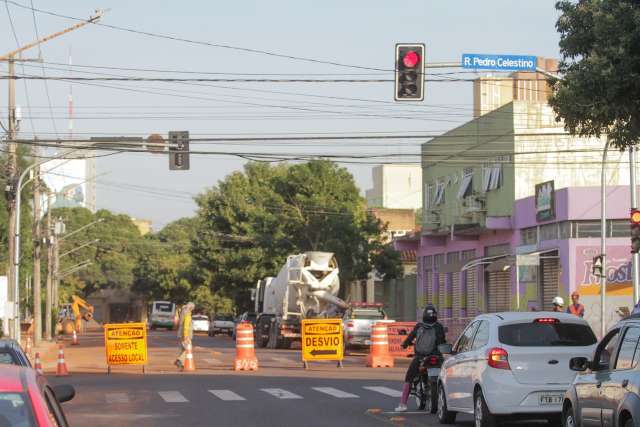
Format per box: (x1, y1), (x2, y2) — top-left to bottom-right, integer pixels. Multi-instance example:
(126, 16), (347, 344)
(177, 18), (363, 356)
(631, 147), (639, 305)
(600, 141), (610, 338)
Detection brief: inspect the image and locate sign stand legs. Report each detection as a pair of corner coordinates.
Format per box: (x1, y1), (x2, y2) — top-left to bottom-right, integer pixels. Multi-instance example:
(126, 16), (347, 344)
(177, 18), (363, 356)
(107, 366), (111, 375)
(337, 360), (343, 369)
(303, 361), (309, 370)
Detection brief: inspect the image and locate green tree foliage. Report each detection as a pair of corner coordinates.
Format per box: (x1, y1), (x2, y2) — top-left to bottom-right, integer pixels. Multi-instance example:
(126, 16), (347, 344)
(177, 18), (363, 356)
(192, 160), (390, 308)
(371, 245), (403, 280)
(550, 0), (640, 148)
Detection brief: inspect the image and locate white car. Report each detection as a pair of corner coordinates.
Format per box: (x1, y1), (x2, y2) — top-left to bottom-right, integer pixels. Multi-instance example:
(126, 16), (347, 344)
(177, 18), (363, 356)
(192, 314), (210, 334)
(437, 312), (597, 427)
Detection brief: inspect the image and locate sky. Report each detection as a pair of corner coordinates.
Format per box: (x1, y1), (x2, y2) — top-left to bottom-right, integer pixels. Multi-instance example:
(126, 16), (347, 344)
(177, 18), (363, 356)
(0, 1), (562, 229)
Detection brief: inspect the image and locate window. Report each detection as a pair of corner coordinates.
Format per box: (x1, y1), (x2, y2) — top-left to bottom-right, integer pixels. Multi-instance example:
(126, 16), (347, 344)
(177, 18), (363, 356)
(482, 164), (502, 192)
(446, 252), (460, 264)
(595, 328), (621, 370)
(433, 182), (445, 206)
(0, 392), (35, 426)
(424, 184), (433, 210)
(559, 221), (571, 239)
(611, 220), (631, 238)
(434, 254), (445, 269)
(454, 321), (479, 353)
(0, 351), (17, 365)
(485, 244), (510, 257)
(615, 327), (640, 370)
(539, 223), (559, 241)
(498, 322), (597, 347)
(471, 321), (490, 350)
(520, 227), (537, 245)
(457, 172), (473, 200)
(573, 221), (601, 238)
(154, 303), (173, 313)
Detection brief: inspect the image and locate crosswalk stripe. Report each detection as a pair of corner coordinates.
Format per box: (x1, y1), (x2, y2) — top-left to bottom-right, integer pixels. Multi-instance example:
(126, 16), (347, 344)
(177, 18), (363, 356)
(363, 386), (402, 397)
(209, 390), (246, 401)
(269, 356), (296, 364)
(312, 387), (359, 398)
(105, 392), (129, 404)
(202, 358), (222, 365)
(260, 388), (303, 399)
(158, 391), (188, 403)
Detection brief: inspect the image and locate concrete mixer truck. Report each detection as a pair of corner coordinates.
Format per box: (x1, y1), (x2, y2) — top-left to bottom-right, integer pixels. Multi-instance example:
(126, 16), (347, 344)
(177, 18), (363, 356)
(253, 251), (349, 349)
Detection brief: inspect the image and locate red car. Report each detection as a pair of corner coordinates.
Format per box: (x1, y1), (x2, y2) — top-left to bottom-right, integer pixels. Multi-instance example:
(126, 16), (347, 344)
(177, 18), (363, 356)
(0, 364), (75, 427)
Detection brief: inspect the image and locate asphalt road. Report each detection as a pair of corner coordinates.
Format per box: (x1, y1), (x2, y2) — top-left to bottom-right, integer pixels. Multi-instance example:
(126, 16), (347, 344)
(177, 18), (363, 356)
(48, 330), (551, 427)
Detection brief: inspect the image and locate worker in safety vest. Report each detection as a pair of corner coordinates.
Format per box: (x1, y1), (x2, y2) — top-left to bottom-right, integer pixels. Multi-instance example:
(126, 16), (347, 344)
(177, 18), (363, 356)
(174, 302), (194, 371)
(566, 291), (585, 318)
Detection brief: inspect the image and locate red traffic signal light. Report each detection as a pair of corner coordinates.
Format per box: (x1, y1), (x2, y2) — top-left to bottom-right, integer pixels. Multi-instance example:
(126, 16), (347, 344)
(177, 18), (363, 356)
(632, 209), (640, 253)
(632, 209), (640, 224)
(395, 43), (425, 102)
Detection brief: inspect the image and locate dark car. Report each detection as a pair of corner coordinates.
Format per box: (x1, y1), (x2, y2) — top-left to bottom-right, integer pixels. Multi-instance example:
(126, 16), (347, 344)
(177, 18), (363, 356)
(563, 314), (640, 427)
(0, 364), (75, 426)
(0, 338), (32, 367)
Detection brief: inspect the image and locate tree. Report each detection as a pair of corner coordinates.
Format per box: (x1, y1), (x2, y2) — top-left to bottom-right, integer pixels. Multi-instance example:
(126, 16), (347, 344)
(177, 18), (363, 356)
(192, 160), (388, 308)
(549, 0), (640, 148)
(371, 245), (404, 280)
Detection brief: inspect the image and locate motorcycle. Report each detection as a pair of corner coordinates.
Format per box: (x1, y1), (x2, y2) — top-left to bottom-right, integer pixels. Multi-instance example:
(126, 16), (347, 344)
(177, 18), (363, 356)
(410, 353), (443, 413)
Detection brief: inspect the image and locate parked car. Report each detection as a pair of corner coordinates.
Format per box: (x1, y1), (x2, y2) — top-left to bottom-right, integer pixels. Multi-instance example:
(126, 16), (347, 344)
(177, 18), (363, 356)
(0, 339), (32, 367)
(0, 364), (75, 426)
(342, 302), (388, 349)
(192, 314), (210, 334)
(232, 312), (257, 340)
(563, 314), (640, 427)
(209, 314), (235, 337)
(437, 312), (597, 426)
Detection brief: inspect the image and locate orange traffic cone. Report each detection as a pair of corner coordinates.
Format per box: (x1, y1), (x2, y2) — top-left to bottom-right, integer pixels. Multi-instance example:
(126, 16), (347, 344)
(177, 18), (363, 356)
(234, 323), (258, 371)
(34, 352), (43, 375)
(72, 330), (78, 345)
(56, 345), (70, 376)
(183, 343), (196, 372)
(366, 322), (394, 368)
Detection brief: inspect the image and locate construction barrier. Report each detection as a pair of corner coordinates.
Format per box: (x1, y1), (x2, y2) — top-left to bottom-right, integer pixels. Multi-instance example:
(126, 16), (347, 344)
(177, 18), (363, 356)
(387, 322), (415, 358)
(183, 342), (196, 372)
(366, 322), (394, 368)
(234, 323), (258, 371)
(56, 346), (69, 376)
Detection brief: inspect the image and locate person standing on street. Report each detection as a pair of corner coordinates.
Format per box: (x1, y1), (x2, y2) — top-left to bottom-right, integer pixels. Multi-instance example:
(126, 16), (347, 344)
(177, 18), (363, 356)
(566, 291), (585, 317)
(174, 302), (194, 371)
(552, 296), (565, 313)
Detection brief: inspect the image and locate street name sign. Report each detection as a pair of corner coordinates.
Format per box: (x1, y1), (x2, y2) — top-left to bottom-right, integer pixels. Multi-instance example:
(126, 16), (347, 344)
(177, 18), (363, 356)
(104, 322), (148, 367)
(301, 318), (343, 362)
(461, 53), (537, 72)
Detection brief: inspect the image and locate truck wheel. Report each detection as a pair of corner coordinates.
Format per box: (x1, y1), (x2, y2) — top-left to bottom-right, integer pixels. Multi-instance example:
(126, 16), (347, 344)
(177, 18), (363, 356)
(267, 322), (278, 349)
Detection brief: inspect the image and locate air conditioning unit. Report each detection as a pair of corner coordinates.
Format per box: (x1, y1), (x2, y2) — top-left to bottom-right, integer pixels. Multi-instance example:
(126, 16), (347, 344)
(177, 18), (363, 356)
(462, 194), (487, 215)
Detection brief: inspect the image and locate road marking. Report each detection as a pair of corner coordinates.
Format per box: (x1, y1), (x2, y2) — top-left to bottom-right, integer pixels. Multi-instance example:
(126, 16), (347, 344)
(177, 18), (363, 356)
(202, 358), (222, 364)
(209, 390), (246, 401)
(260, 388), (303, 399)
(312, 387), (359, 398)
(363, 386), (402, 397)
(105, 392), (129, 404)
(270, 356), (295, 364)
(158, 391), (188, 403)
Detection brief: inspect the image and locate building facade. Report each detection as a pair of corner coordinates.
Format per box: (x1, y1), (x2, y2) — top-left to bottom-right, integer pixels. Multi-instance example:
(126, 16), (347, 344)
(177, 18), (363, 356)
(365, 164), (422, 210)
(396, 100), (634, 338)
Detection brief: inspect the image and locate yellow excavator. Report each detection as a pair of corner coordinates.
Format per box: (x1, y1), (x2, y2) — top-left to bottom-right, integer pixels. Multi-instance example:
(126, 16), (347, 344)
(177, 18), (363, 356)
(60, 295), (95, 335)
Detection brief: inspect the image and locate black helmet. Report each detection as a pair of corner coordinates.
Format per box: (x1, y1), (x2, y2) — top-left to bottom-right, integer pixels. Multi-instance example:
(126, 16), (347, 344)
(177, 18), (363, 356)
(423, 304), (438, 323)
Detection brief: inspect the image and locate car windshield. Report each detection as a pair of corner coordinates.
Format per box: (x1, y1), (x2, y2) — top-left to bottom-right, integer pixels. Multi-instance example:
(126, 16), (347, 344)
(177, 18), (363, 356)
(0, 392), (35, 427)
(350, 309), (384, 320)
(215, 315), (233, 321)
(499, 322), (597, 347)
(246, 313), (257, 322)
(155, 303), (173, 313)
(0, 351), (17, 365)
(192, 315), (208, 320)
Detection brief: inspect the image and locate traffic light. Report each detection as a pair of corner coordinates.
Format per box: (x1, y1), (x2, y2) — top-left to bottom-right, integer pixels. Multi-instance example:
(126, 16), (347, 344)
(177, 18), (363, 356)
(394, 43), (425, 101)
(168, 130), (190, 171)
(632, 209), (640, 253)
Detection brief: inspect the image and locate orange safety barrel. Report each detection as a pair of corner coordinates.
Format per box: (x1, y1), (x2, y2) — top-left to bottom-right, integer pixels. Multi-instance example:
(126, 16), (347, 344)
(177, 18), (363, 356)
(366, 322), (394, 368)
(234, 323), (258, 371)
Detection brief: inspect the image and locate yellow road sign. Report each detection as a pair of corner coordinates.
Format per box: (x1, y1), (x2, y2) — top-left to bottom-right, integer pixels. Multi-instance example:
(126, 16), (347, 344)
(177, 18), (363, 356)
(301, 318), (343, 361)
(104, 322), (148, 365)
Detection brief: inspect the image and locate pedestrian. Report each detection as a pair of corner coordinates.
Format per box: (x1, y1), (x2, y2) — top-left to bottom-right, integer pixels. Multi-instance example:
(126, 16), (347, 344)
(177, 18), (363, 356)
(566, 291), (585, 318)
(174, 302), (194, 371)
(551, 296), (564, 313)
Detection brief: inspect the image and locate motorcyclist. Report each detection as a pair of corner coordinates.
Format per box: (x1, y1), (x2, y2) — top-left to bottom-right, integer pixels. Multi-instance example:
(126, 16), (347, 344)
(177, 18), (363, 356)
(395, 304), (446, 412)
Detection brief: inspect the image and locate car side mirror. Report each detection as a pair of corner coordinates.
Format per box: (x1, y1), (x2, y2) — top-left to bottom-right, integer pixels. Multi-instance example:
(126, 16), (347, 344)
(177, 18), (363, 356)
(438, 343), (453, 355)
(52, 384), (75, 403)
(569, 357), (590, 372)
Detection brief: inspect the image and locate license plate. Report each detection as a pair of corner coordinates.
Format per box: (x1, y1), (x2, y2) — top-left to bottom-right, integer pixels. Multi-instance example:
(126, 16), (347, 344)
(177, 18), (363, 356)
(427, 368), (441, 377)
(539, 395), (563, 405)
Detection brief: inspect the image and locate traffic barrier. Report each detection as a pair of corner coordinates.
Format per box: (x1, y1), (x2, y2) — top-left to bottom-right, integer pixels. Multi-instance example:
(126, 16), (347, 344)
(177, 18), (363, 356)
(387, 322), (415, 358)
(34, 352), (43, 375)
(234, 323), (258, 371)
(72, 330), (78, 346)
(366, 322), (394, 368)
(56, 346), (70, 376)
(183, 342), (196, 372)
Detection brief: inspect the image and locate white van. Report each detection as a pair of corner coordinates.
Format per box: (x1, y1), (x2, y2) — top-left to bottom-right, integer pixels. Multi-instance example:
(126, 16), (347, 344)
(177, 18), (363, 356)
(148, 301), (176, 330)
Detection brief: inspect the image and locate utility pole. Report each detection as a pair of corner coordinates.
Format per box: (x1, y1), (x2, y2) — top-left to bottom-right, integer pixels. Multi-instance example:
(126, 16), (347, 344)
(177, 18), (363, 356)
(44, 194), (52, 341)
(32, 165), (42, 345)
(53, 221), (61, 310)
(631, 146), (640, 305)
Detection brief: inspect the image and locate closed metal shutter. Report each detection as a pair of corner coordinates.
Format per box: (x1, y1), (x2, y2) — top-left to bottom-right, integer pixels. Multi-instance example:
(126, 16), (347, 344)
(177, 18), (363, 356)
(438, 273), (446, 312)
(452, 272), (461, 318)
(541, 253), (560, 311)
(465, 268), (477, 316)
(486, 271), (510, 313)
(423, 270), (432, 306)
